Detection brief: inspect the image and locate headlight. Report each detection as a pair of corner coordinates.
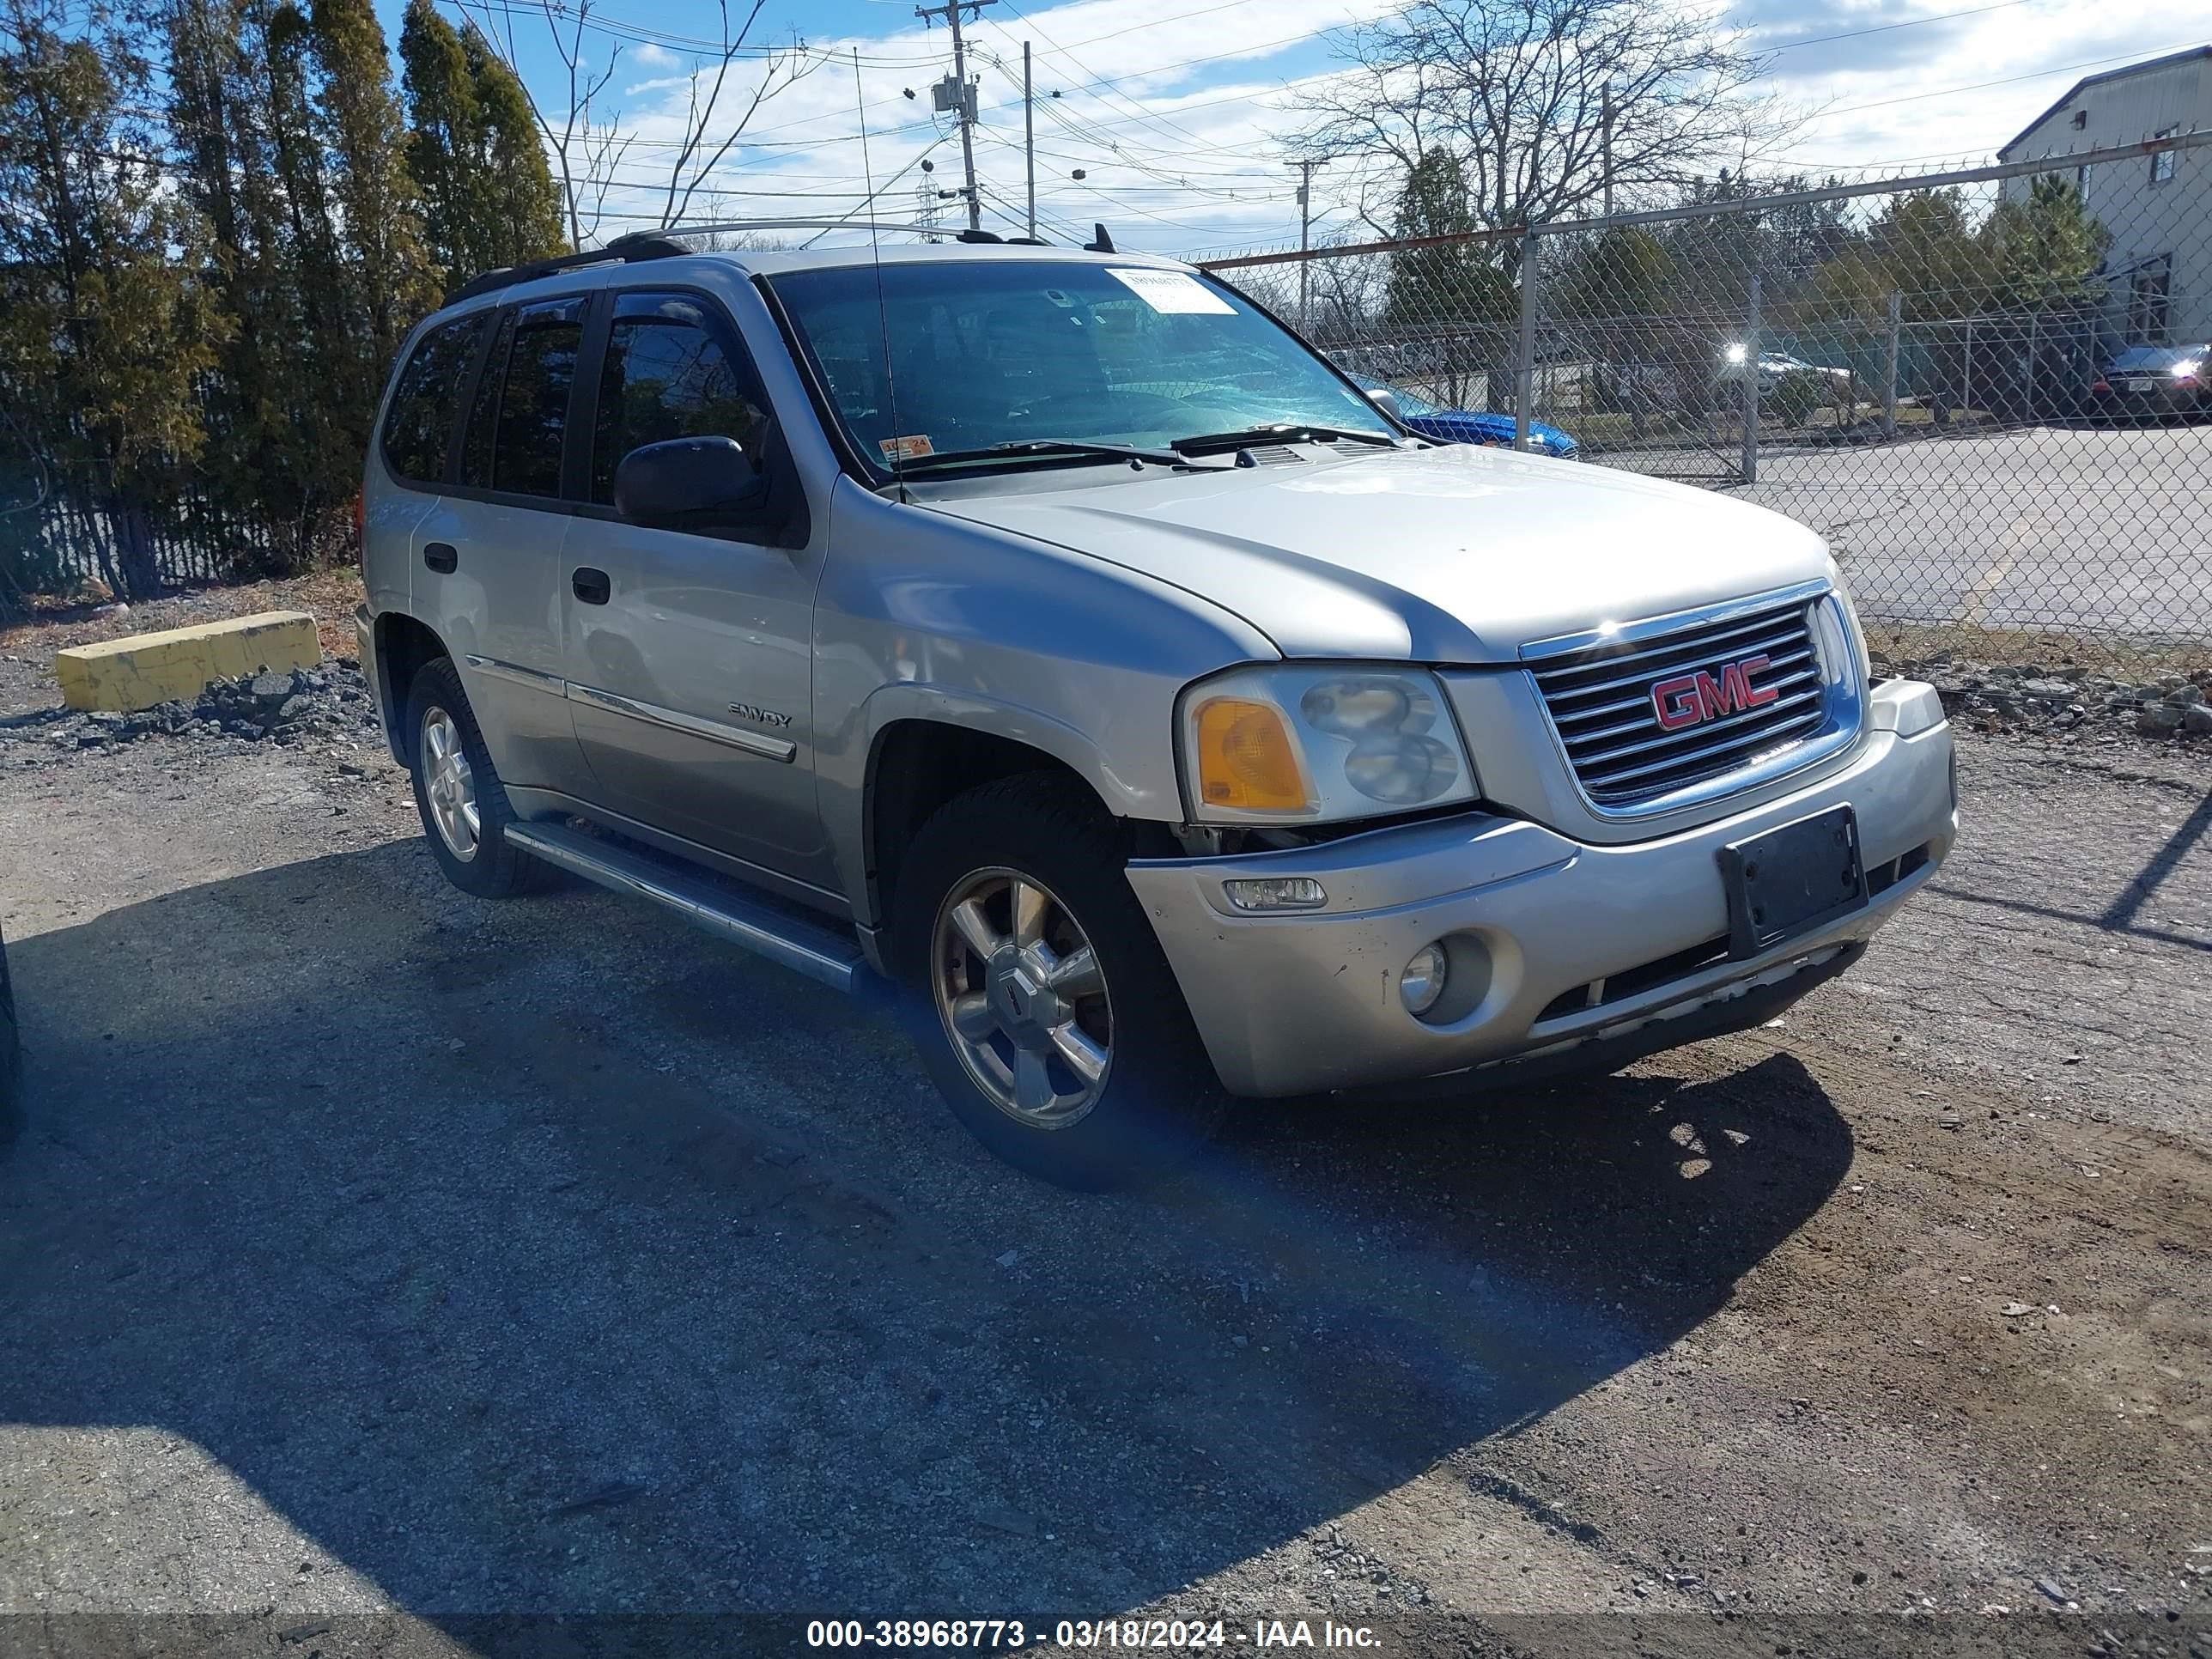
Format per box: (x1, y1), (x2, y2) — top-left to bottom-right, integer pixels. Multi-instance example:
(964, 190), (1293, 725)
(1181, 665), (1478, 823)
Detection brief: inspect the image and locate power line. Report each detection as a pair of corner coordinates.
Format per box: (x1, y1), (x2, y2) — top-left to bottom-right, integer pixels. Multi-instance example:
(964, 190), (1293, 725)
(1814, 37), (2212, 119)
(1759, 0), (2039, 55)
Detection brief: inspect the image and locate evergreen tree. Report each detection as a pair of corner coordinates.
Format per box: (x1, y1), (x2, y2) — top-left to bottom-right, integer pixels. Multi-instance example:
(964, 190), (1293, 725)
(0, 0), (222, 599)
(310, 0), (435, 371)
(1984, 173), (2110, 310)
(400, 0), (562, 283)
(168, 0), (292, 536)
(1382, 149), (1511, 330)
(1381, 150), (1512, 409)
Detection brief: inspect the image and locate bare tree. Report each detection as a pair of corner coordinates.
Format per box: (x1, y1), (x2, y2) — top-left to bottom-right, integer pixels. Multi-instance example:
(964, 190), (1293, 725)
(454, 0), (817, 246)
(653, 0), (815, 228)
(1287, 0), (1805, 239)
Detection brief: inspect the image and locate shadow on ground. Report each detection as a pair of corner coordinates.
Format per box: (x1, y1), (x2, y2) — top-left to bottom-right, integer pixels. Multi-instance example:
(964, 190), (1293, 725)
(0, 844), (1853, 1621)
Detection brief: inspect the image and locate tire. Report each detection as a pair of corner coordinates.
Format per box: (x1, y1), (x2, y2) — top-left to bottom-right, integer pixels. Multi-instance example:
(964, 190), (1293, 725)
(892, 773), (1229, 1190)
(0, 924), (20, 1148)
(404, 656), (550, 899)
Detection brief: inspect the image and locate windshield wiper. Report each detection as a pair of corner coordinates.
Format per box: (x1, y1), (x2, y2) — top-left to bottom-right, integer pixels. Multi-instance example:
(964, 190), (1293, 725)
(896, 438), (1184, 474)
(1169, 423), (1401, 457)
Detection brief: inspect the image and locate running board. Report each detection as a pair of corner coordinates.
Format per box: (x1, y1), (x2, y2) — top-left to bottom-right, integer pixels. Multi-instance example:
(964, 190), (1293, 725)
(505, 821), (872, 993)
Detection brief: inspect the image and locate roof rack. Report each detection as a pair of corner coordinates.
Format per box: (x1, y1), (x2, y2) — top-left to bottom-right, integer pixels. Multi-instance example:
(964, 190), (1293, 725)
(444, 216), (1113, 304)
(443, 234), (690, 305)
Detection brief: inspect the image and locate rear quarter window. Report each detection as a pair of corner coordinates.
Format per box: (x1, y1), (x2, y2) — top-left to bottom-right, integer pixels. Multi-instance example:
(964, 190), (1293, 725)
(380, 314), (485, 485)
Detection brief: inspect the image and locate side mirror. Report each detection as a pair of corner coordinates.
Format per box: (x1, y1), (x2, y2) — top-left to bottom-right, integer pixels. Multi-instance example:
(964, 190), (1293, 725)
(1363, 386), (1403, 422)
(613, 436), (768, 528)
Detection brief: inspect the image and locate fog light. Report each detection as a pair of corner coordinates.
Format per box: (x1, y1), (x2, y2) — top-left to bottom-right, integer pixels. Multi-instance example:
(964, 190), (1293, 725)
(1400, 943), (1448, 1016)
(1224, 876), (1327, 912)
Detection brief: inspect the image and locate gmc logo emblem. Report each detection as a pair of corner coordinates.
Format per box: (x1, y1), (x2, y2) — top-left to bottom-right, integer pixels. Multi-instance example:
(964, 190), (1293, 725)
(1650, 655), (1779, 731)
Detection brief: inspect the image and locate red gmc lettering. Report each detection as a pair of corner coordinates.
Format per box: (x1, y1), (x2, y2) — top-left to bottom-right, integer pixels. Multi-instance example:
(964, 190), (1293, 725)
(1650, 673), (1707, 731)
(1649, 655), (1778, 730)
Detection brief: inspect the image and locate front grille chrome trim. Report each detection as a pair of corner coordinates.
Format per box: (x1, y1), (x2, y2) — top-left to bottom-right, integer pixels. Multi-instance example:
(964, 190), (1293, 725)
(1523, 582), (1864, 821)
(1521, 579), (1833, 663)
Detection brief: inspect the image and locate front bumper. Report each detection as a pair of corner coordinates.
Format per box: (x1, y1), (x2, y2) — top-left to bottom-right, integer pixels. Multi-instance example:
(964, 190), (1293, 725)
(1125, 679), (1955, 1097)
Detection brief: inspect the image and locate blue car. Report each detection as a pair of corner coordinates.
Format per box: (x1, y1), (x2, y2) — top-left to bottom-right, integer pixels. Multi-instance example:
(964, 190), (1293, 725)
(1351, 374), (1580, 459)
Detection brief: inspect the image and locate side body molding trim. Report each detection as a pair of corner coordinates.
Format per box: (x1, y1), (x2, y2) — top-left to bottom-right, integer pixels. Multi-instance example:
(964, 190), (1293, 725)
(565, 681), (799, 763)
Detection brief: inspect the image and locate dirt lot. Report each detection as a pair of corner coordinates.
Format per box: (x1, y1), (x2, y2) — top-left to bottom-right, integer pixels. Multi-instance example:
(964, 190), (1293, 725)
(0, 597), (2208, 1658)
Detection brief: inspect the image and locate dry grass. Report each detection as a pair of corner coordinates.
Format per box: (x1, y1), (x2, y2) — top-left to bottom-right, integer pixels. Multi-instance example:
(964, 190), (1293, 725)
(0, 568), (367, 665)
(1863, 616), (2212, 678)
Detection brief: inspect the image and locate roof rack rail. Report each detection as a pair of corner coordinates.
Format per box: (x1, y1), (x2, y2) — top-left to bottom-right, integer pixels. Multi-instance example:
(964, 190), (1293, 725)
(444, 234), (690, 305)
(443, 216), (1095, 304)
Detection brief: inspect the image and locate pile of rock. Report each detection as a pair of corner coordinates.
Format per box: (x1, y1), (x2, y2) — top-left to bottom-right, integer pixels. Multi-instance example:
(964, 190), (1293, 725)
(120, 661), (380, 744)
(1, 660), (383, 756)
(1876, 657), (2212, 744)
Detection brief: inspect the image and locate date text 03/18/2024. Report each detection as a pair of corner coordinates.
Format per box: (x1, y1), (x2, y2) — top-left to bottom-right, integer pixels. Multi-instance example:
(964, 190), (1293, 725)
(803, 1619), (1384, 1649)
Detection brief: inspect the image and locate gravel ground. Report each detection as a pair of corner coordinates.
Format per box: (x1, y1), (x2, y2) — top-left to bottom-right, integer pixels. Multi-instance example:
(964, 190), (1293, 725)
(0, 615), (2208, 1658)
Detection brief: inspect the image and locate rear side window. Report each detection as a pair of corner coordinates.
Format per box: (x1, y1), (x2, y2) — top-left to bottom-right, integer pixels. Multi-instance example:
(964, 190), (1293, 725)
(458, 298), (585, 498)
(590, 292), (771, 504)
(380, 314), (483, 484)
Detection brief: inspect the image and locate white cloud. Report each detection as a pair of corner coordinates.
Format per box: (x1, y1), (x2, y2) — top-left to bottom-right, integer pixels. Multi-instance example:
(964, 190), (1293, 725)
(555, 0), (2211, 253)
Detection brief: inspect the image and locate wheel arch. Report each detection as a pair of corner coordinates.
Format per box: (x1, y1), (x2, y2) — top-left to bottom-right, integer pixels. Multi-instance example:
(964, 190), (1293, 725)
(860, 704), (1160, 940)
(372, 611), (448, 763)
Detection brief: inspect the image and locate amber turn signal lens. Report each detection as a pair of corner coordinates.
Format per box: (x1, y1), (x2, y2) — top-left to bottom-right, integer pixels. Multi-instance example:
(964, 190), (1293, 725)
(1192, 696), (1310, 812)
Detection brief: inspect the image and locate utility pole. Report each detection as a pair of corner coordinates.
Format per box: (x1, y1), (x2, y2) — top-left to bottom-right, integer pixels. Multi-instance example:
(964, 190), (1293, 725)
(1024, 40), (1035, 238)
(1291, 157), (1327, 330)
(916, 0), (994, 233)
(1600, 86), (1615, 217)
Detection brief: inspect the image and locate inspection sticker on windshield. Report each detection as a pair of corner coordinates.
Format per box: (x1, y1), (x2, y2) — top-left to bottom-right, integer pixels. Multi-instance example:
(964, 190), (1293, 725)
(879, 434), (935, 461)
(1106, 267), (1235, 314)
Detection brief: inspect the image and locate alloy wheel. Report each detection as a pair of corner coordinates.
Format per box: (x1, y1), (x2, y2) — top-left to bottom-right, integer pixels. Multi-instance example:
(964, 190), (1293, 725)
(420, 705), (481, 861)
(931, 867), (1113, 1127)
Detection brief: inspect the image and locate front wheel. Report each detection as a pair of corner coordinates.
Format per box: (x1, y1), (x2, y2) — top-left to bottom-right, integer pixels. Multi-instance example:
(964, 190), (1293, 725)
(893, 775), (1228, 1190)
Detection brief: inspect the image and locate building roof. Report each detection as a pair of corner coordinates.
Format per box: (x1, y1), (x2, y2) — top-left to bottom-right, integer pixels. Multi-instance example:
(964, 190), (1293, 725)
(1998, 43), (2212, 159)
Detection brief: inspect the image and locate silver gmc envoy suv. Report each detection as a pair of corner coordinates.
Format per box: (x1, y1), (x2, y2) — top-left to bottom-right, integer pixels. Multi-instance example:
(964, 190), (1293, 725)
(357, 232), (1958, 1188)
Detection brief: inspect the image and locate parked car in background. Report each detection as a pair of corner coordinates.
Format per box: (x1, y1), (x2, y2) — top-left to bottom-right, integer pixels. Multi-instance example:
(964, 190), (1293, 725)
(1, 921), (19, 1147)
(2090, 344), (2209, 419)
(1351, 374), (1581, 459)
(1715, 347), (1853, 398)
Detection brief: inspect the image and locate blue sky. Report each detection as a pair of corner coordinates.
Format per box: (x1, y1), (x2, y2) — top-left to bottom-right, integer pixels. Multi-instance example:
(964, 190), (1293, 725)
(365, 0), (2210, 253)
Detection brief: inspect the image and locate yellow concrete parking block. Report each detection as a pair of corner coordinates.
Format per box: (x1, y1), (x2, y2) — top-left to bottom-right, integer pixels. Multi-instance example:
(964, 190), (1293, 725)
(54, 611), (321, 714)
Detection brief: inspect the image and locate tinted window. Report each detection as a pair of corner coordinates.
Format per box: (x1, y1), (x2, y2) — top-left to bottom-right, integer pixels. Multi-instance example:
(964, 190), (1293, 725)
(459, 311), (515, 490)
(591, 293), (770, 505)
(380, 314), (483, 484)
(490, 301), (583, 497)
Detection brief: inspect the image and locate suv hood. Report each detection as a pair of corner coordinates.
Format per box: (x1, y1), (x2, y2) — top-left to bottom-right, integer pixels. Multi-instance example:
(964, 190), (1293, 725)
(922, 444), (1834, 663)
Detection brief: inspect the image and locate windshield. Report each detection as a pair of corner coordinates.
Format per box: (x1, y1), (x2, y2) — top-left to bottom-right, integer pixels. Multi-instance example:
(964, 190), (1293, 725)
(766, 259), (1394, 474)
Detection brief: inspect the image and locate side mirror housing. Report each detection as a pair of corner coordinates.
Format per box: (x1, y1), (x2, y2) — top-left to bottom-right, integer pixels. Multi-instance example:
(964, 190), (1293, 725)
(1364, 386), (1403, 422)
(612, 436), (768, 528)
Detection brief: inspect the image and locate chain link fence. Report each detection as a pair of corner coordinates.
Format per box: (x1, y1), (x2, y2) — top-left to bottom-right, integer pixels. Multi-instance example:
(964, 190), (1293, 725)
(1198, 130), (2212, 673)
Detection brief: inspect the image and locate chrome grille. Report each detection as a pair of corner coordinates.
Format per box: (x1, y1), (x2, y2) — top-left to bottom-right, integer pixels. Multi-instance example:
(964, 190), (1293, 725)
(1531, 597), (1829, 808)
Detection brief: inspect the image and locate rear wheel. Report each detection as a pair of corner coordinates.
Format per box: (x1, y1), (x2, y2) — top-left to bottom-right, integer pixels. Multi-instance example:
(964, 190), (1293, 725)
(404, 657), (549, 899)
(893, 774), (1228, 1189)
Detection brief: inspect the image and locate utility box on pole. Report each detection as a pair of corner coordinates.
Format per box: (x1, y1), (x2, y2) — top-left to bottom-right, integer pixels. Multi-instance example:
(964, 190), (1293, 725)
(917, 0), (994, 233)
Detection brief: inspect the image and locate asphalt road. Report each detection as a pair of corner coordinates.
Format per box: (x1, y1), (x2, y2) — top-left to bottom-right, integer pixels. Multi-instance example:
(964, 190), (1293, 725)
(1, 696), (2209, 1656)
(1599, 420), (2212, 647)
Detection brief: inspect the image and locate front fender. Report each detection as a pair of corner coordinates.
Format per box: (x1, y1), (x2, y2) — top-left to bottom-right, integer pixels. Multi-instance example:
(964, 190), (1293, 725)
(813, 476), (1276, 925)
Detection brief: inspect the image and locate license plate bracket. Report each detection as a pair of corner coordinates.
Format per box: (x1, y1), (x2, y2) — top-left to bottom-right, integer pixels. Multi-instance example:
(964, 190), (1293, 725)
(1717, 805), (1867, 959)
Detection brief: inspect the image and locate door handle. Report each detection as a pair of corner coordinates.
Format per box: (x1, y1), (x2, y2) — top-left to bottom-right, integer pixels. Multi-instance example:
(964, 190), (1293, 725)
(571, 567), (611, 605)
(422, 541), (458, 574)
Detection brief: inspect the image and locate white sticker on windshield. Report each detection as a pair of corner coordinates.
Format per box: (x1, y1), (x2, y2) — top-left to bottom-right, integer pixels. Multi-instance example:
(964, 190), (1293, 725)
(1105, 267), (1236, 314)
